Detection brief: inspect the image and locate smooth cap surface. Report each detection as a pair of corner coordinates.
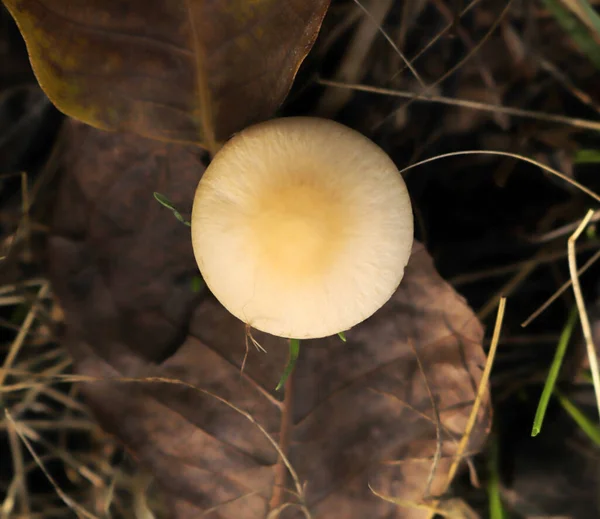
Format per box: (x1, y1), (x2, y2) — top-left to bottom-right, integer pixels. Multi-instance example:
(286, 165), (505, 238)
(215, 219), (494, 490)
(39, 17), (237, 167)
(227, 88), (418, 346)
(191, 117), (414, 339)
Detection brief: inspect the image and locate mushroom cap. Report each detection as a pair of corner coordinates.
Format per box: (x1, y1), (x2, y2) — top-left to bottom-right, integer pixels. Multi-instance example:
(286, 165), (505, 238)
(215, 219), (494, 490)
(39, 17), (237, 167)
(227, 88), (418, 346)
(191, 117), (413, 339)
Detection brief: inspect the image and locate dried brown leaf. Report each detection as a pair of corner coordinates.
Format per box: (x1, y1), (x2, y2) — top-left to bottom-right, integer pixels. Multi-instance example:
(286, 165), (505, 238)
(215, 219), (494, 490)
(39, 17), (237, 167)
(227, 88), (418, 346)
(3, 0), (330, 149)
(48, 121), (491, 519)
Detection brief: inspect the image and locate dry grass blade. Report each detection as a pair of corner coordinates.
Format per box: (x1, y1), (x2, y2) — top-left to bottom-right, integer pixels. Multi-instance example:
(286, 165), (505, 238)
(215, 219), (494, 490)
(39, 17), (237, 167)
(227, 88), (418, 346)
(369, 487), (477, 518)
(4, 420), (29, 516)
(477, 249), (546, 320)
(377, 0), (516, 129)
(12, 358), (75, 417)
(538, 56), (600, 116)
(16, 420), (105, 487)
(4, 410), (99, 519)
(430, 0), (501, 107)
(528, 209), (600, 243)
(266, 501), (311, 519)
(20, 172), (32, 263)
(0, 281), (50, 389)
(198, 492), (260, 517)
(370, 385), (474, 462)
(371, 299), (503, 517)
(131, 473), (155, 519)
(0, 419), (98, 431)
(427, 298), (506, 519)
(317, 79), (600, 132)
(522, 248), (600, 327)
(368, 484), (444, 516)
(2, 373), (310, 514)
(390, 0), (482, 81)
(451, 241), (600, 286)
(409, 340), (442, 499)
(317, 0), (393, 116)
(398, 150), (600, 204)
(568, 209), (600, 419)
(0, 279), (46, 295)
(351, 0), (425, 88)
(448, 297), (505, 481)
(175, 381), (308, 509)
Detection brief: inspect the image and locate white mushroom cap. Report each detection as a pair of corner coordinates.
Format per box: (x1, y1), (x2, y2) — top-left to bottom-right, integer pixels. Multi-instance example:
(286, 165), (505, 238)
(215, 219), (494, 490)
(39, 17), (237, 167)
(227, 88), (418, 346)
(191, 117), (413, 339)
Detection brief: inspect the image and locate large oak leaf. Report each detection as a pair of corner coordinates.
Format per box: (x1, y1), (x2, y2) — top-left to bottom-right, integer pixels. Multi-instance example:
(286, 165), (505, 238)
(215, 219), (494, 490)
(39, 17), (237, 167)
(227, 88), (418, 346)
(48, 121), (490, 518)
(3, 0), (329, 149)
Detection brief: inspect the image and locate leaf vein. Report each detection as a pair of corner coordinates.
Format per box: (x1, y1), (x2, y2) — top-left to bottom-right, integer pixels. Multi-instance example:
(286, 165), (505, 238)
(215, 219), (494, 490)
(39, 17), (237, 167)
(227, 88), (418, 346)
(29, 0), (195, 58)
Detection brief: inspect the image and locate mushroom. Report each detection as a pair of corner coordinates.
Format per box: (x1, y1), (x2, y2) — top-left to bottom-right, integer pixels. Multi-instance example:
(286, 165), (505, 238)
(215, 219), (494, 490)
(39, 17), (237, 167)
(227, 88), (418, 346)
(191, 116), (413, 341)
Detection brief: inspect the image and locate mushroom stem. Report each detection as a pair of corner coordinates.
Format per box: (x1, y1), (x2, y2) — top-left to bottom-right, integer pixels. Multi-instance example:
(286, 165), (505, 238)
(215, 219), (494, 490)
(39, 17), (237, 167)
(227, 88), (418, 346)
(276, 339), (300, 391)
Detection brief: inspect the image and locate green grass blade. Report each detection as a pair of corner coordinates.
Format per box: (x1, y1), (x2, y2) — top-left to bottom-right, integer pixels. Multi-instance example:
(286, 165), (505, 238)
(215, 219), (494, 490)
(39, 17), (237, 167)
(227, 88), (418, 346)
(191, 275), (204, 293)
(276, 339), (300, 391)
(554, 389), (600, 446)
(571, 0), (600, 37)
(574, 149), (600, 164)
(338, 331), (347, 342)
(488, 435), (507, 519)
(542, 0), (600, 69)
(532, 307), (579, 436)
(153, 192), (191, 227)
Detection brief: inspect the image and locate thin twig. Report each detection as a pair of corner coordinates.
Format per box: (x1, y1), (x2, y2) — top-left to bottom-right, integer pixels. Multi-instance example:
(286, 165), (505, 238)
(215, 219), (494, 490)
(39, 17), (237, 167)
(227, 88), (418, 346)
(269, 368), (295, 511)
(567, 210), (600, 419)
(522, 249), (600, 327)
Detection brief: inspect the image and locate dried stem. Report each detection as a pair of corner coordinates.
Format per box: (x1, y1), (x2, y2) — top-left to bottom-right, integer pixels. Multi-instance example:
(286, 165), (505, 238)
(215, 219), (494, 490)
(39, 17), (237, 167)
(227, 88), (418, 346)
(568, 209), (600, 419)
(269, 367), (295, 511)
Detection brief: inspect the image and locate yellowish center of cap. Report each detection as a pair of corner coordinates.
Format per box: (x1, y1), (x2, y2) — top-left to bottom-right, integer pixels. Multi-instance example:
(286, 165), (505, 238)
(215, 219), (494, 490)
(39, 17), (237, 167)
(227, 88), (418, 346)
(250, 181), (346, 281)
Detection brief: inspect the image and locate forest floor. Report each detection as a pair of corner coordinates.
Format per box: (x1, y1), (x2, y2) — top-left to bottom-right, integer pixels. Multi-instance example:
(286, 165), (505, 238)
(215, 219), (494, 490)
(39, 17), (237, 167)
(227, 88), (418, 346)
(1, 1), (600, 518)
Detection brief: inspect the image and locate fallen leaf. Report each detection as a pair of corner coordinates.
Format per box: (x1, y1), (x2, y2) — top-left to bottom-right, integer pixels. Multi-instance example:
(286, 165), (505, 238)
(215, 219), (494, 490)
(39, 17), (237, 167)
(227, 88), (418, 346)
(3, 0), (330, 149)
(48, 121), (491, 519)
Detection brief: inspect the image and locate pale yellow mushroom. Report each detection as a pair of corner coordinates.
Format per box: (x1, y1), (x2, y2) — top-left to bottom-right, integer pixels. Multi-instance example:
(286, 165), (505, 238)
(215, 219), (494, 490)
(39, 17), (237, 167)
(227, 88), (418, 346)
(191, 117), (413, 339)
